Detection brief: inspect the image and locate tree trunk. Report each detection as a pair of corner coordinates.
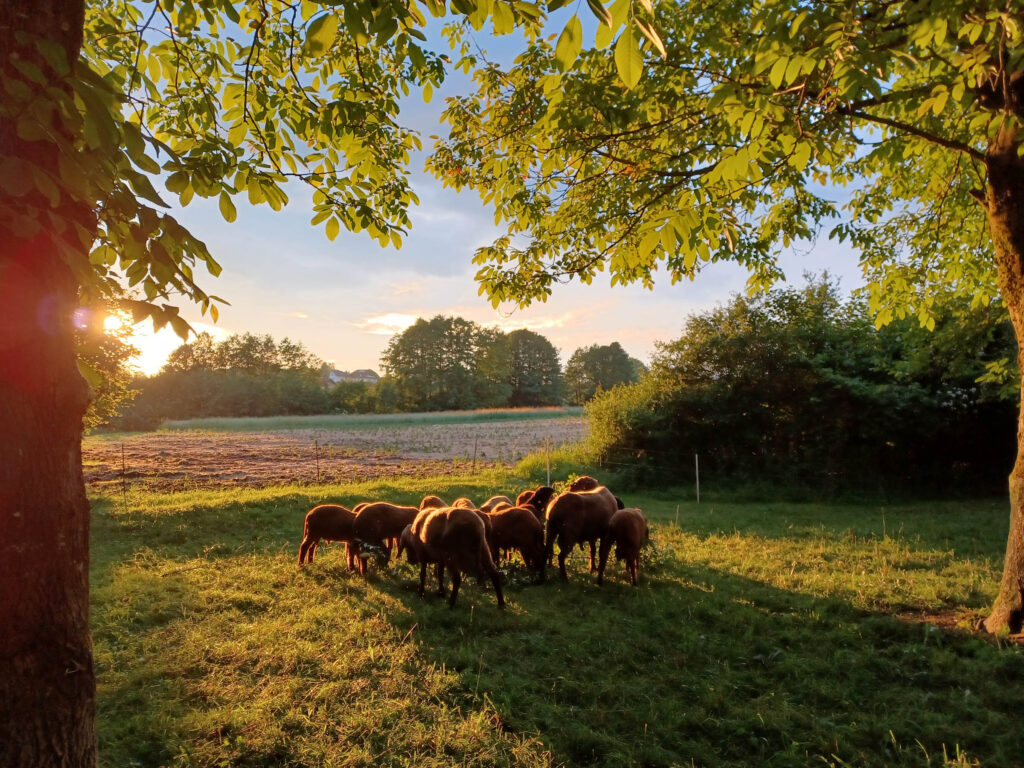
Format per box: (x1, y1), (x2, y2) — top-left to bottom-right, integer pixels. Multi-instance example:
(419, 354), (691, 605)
(985, 124), (1024, 636)
(0, 0), (97, 764)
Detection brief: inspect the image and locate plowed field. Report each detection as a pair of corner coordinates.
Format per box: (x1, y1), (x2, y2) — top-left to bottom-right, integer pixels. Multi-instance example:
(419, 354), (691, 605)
(83, 416), (587, 492)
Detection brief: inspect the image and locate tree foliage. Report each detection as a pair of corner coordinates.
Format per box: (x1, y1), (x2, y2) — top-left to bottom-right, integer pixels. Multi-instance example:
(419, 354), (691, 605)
(380, 315), (565, 410)
(586, 278), (1017, 494)
(113, 331), (326, 427)
(76, 307), (139, 430)
(564, 341), (639, 404)
(505, 328), (564, 406)
(430, 0), (1018, 322)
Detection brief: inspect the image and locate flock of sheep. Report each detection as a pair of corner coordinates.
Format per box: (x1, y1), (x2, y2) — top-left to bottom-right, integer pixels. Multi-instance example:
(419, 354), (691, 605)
(297, 476), (650, 608)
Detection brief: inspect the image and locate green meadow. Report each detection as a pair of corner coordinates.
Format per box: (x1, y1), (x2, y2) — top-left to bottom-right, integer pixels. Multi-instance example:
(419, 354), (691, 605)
(154, 407), (584, 433)
(91, 470), (1024, 767)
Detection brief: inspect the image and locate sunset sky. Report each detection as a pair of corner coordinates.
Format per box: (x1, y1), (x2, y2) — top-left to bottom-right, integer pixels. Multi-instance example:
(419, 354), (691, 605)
(121, 19), (863, 377)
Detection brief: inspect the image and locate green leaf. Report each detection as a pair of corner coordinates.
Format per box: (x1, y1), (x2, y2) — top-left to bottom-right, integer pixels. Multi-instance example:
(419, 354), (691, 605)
(303, 13), (339, 57)
(635, 19), (666, 59)
(614, 25), (643, 89)
(219, 191), (237, 222)
(325, 216), (340, 241)
(586, 0), (613, 28)
(769, 57), (788, 89)
(555, 15), (583, 72)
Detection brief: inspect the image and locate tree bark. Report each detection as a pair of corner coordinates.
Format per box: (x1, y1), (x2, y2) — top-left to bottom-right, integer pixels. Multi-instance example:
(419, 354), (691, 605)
(985, 123), (1024, 635)
(0, 0), (97, 765)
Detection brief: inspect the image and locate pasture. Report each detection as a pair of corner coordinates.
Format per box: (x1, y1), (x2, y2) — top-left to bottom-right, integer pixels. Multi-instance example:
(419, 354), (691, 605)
(90, 467), (1024, 767)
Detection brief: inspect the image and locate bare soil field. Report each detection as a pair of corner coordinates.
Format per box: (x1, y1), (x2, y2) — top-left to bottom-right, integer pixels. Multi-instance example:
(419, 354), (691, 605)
(83, 417), (587, 492)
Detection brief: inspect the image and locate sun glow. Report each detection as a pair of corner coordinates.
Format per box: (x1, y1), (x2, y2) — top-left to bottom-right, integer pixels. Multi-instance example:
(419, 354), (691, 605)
(121, 320), (233, 376)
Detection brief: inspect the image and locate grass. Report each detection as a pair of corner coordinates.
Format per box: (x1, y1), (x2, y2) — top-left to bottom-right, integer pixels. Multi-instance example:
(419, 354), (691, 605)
(90, 472), (1024, 767)
(149, 407), (584, 433)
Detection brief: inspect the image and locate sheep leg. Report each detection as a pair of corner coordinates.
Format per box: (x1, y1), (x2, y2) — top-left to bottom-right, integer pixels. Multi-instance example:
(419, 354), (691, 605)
(557, 546), (569, 582)
(449, 569), (462, 608)
(346, 542), (357, 572)
(629, 557), (639, 586)
(418, 561), (428, 597)
(298, 538), (311, 565)
(490, 569), (505, 609)
(435, 563), (446, 596)
(597, 537), (613, 586)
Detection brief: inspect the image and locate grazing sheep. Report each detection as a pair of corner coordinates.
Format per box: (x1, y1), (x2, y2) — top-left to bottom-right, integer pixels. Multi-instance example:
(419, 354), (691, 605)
(544, 484), (619, 582)
(298, 504), (358, 568)
(566, 475), (601, 492)
(405, 506), (505, 609)
(451, 496), (476, 509)
(598, 508), (649, 586)
(351, 502), (420, 574)
(516, 485), (556, 523)
(480, 495), (514, 513)
(419, 494), (447, 510)
(486, 505), (545, 573)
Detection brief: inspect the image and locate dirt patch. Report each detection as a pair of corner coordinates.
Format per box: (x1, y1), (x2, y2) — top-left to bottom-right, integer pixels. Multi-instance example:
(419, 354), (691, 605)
(83, 418), (587, 493)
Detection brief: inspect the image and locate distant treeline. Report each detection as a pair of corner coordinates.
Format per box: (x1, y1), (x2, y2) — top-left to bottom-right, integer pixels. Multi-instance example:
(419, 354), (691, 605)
(111, 323), (643, 429)
(585, 277), (1019, 496)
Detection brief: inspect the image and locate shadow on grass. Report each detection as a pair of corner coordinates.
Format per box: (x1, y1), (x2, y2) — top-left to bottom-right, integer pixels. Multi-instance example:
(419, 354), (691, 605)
(356, 543), (1024, 768)
(91, 496), (1024, 768)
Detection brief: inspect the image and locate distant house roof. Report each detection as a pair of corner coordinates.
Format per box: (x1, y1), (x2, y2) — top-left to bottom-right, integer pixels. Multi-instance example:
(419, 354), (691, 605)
(326, 369), (379, 385)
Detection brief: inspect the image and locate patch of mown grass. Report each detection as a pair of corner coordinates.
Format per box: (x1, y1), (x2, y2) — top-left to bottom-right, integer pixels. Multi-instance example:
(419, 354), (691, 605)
(91, 477), (1023, 767)
(146, 407), (584, 434)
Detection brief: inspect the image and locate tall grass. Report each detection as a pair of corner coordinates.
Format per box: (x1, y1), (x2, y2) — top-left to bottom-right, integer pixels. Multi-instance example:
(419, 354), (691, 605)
(90, 473), (1023, 768)
(155, 407), (584, 433)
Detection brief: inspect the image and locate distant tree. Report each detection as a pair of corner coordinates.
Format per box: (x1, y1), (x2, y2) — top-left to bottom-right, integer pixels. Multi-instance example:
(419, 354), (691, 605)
(163, 332), (218, 372)
(565, 342), (638, 405)
(506, 329), (564, 406)
(76, 309), (139, 431)
(587, 278), (1016, 493)
(381, 316), (506, 411)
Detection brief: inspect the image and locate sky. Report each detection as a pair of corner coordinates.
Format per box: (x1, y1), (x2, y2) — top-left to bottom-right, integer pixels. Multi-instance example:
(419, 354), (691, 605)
(122, 17), (865, 376)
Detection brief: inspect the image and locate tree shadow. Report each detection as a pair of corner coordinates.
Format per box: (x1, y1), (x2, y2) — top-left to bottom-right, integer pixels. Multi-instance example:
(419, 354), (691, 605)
(370, 551), (1024, 768)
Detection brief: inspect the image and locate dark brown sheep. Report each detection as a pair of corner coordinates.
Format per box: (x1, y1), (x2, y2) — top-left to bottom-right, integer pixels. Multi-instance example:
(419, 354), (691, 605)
(515, 485), (556, 523)
(404, 506), (505, 608)
(598, 508), (649, 585)
(544, 485), (619, 581)
(351, 502), (420, 574)
(419, 494), (446, 510)
(298, 504), (357, 568)
(486, 505), (545, 572)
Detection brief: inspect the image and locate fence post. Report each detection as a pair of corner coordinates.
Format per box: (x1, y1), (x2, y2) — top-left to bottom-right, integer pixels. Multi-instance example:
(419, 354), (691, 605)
(546, 438), (551, 487)
(695, 453), (700, 504)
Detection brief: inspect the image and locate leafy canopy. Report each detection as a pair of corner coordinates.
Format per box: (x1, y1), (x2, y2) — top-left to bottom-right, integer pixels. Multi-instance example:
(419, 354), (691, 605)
(4, 0), (556, 338)
(430, 0), (1021, 329)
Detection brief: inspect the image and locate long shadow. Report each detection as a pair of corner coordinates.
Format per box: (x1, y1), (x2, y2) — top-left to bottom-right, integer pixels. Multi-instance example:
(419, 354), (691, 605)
(90, 497), (1024, 768)
(369, 551), (1024, 768)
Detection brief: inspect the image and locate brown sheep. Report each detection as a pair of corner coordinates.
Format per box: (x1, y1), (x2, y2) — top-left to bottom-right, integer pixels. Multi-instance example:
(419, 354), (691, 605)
(404, 506), (505, 609)
(486, 505), (545, 572)
(351, 502), (420, 574)
(480, 494), (514, 513)
(298, 504), (357, 568)
(566, 475), (601, 492)
(419, 494), (446, 510)
(597, 508), (649, 586)
(516, 485), (556, 523)
(451, 496), (476, 509)
(544, 485), (619, 582)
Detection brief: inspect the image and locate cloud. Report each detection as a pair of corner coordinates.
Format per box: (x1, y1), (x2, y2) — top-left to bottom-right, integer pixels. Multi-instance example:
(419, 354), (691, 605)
(287, 311), (310, 319)
(389, 281), (424, 296)
(354, 313), (421, 336)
